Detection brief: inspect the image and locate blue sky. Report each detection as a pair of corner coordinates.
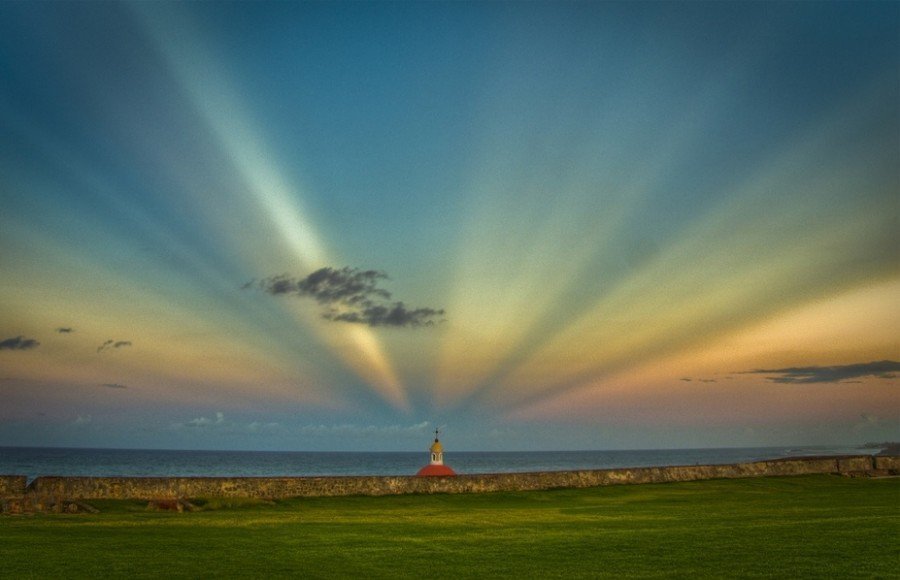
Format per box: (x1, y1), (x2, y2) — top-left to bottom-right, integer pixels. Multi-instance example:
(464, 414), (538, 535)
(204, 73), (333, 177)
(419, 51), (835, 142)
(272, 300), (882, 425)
(1, 1), (897, 451)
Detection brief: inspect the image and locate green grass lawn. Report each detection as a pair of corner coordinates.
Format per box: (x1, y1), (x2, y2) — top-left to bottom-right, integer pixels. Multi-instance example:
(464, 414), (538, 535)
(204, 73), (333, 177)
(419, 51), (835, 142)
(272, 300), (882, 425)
(1, 475), (897, 578)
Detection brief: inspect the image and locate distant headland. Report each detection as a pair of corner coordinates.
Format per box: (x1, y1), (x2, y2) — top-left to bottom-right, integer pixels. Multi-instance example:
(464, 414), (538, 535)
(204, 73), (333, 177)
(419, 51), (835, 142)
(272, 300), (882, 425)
(863, 441), (900, 455)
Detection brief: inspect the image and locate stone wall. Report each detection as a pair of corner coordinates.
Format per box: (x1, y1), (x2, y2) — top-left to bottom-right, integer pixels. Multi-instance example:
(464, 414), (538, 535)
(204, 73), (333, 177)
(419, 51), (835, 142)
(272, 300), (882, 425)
(3, 455), (896, 513)
(0, 475), (26, 497)
(0, 476), (28, 514)
(874, 455), (900, 471)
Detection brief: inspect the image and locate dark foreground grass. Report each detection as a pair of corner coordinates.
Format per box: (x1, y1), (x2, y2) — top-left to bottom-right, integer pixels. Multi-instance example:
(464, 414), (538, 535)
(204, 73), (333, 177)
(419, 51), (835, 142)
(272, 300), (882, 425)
(1, 475), (897, 578)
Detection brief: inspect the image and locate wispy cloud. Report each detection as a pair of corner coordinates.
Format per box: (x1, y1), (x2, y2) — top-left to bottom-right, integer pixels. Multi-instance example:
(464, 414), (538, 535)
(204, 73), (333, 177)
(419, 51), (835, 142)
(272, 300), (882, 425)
(100, 383), (128, 390)
(56, 327), (74, 334)
(0, 336), (40, 351)
(851, 413), (897, 434)
(858, 413), (881, 426)
(743, 360), (900, 384)
(97, 339), (132, 353)
(253, 267), (445, 328)
(298, 421), (431, 436)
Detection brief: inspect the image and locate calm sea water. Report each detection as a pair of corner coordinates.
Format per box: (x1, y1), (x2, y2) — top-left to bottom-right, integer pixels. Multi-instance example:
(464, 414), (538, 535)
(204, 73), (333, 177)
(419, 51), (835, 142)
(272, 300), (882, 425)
(0, 445), (877, 483)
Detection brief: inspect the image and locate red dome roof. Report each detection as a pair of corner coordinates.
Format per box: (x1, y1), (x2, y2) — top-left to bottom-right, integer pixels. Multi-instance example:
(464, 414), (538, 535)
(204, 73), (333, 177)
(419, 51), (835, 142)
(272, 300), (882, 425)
(416, 464), (457, 477)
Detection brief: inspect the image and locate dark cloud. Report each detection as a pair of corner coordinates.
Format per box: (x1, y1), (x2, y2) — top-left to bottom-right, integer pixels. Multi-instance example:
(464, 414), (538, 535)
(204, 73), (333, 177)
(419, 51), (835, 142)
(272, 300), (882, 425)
(744, 360), (900, 384)
(0, 336), (40, 351)
(97, 339), (132, 353)
(679, 378), (692, 382)
(256, 267), (391, 304)
(56, 327), (74, 334)
(324, 303), (445, 328)
(101, 383), (128, 389)
(253, 266), (444, 328)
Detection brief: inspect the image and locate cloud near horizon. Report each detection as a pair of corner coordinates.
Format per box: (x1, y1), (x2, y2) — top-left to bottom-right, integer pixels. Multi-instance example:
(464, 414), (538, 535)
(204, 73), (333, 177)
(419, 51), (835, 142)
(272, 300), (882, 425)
(55, 327), (74, 334)
(298, 421), (431, 437)
(253, 267), (445, 328)
(744, 360), (900, 384)
(0, 336), (40, 351)
(73, 415), (92, 425)
(171, 412), (226, 429)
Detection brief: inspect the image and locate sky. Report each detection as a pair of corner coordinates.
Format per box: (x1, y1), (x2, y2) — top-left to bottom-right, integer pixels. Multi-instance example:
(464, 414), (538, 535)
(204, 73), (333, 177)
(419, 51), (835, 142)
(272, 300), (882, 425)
(0, 1), (897, 452)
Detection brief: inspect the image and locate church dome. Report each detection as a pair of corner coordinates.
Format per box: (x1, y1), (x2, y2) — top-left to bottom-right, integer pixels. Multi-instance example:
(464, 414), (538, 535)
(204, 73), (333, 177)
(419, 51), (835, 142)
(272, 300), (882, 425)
(417, 428), (456, 477)
(416, 464), (456, 477)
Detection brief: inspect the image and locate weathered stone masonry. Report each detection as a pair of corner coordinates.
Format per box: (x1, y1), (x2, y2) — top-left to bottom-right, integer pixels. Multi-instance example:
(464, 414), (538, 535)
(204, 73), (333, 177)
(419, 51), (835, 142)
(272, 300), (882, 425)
(2, 455), (897, 513)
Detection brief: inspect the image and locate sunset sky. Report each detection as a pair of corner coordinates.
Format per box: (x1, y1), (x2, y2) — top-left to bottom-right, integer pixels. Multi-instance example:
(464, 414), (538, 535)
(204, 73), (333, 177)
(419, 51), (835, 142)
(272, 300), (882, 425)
(1, 2), (897, 451)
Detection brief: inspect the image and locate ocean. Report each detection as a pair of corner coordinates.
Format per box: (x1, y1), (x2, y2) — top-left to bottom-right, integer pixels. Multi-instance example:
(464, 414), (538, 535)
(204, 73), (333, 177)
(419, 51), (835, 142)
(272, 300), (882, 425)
(0, 445), (878, 483)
